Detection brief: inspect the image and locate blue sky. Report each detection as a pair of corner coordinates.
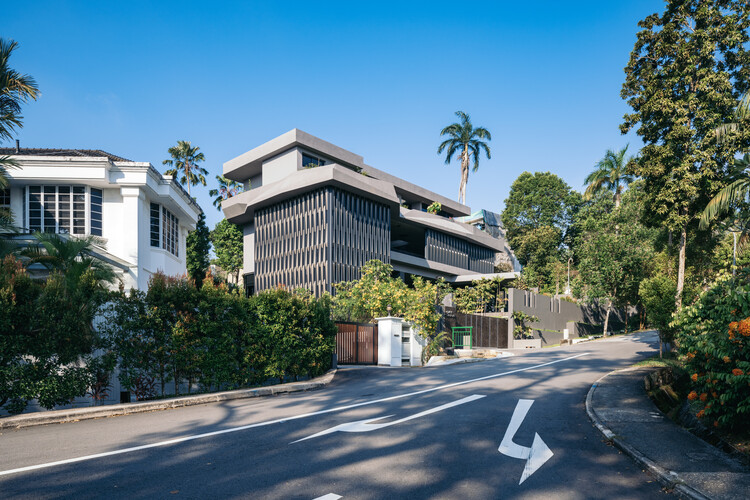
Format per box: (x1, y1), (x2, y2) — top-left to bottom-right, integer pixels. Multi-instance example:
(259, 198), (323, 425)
(6, 0), (665, 229)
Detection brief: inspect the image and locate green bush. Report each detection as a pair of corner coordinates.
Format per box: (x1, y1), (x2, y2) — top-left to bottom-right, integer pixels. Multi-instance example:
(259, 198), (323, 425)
(673, 273), (750, 430)
(102, 275), (336, 399)
(0, 255), (110, 414)
(639, 274), (677, 349)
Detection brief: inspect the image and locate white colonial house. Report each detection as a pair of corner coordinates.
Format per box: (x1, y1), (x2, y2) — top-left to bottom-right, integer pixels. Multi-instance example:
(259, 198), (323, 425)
(0, 146), (201, 290)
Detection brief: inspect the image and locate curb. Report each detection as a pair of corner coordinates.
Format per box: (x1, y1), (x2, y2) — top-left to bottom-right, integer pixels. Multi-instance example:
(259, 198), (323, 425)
(0, 370), (337, 431)
(585, 368), (710, 500)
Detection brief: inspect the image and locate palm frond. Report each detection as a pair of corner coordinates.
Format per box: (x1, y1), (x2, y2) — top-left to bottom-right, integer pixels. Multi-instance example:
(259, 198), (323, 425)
(699, 178), (750, 230)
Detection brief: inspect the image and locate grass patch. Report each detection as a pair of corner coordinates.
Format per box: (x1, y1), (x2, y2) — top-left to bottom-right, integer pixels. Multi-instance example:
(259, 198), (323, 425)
(633, 351), (682, 369)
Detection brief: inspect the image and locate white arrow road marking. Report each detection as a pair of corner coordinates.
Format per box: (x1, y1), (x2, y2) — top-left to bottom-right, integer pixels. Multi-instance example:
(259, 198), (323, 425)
(313, 494), (342, 500)
(292, 394), (486, 443)
(498, 399), (553, 485)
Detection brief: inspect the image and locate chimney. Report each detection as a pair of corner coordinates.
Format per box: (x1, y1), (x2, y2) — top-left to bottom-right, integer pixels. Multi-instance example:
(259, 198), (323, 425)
(15, 139), (20, 153)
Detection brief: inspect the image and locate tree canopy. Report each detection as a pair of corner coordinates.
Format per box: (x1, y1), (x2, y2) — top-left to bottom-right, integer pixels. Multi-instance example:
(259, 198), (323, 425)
(584, 145), (635, 209)
(163, 141), (208, 197)
(437, 111), (491, 205)
(0, 38), (39, 188)
(620, 0), (750, 307)
(211, 219), (243, 284)
(501, 171), (581, 291)
(186, 211), (210, 285)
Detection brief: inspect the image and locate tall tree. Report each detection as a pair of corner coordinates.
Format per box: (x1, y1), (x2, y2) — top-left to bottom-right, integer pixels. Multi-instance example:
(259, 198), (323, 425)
(162, 141), (208, 197)
(583, 145), (635, 209)
(621, 1), (750, 309)
(208, 175), (244, 211)
(186, 211), (210, 285)
(0, 38), (40, 187)
(501, 171), (581, 292)
(437, 111), (491, 205)
(575, 188), (655, 336)
(210, 219), (243, 284)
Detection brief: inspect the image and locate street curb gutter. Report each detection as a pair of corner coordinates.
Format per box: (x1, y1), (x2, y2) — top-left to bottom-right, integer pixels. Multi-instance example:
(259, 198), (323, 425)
(585, 369), (710, 500)
(0, 370), (337, 431)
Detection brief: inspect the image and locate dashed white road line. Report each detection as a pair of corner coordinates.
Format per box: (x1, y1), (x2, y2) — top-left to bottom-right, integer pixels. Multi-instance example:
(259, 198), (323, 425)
(0, 352), (589, 477)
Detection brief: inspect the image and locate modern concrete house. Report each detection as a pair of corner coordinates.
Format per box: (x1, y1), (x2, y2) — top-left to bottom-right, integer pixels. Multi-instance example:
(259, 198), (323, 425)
(0, 146), (202, 290)
(222, 130), (519, 296)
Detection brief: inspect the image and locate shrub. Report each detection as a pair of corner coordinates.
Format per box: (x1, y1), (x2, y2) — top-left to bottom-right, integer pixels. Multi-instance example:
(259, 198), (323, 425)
(673, 273), (750, 430)
(639, 274), (677, 353)
(512, 311), (539, 339)
(101, 275), (336, 398)
(0, 255), (110, 413)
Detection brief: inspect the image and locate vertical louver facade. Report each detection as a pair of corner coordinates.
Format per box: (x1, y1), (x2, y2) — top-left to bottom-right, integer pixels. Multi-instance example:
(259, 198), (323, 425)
(255, 187), (390, 296)
(425, 229), (494, 273)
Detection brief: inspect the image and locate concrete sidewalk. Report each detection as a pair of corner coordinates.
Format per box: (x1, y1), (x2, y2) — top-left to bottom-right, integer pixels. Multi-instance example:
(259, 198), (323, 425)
(0, 370), (336, 431)
(586, 366), (750, 500)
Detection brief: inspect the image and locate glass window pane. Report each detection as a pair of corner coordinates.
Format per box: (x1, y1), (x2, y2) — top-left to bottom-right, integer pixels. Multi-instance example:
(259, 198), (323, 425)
(150, 203), (160, 247)
(90, 188), (102, 236)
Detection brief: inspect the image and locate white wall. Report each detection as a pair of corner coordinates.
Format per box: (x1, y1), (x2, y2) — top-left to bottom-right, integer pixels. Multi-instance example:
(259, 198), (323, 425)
(7, 186), (23, 228)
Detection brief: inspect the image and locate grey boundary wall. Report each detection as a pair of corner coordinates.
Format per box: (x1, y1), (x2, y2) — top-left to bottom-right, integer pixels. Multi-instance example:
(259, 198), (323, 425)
(507, 288), (634, 346)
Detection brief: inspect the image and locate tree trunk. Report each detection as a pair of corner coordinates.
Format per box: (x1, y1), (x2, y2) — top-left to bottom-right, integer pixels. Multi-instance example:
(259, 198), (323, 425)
(459, 146), (470, 204)
(675, 224), (687, 309)
(603, 300), (612, 337)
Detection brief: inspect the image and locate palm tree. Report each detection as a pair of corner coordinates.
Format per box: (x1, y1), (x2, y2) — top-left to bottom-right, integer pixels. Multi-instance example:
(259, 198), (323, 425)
(699, 154), (750, 230)
(208, 175), (244, 211)
(162, 141), (208, 197)
(22, 232), (117, 287)
(699, 155), (750, 276)
(584, 145), (635, 209)
(714, 91), (750, 142)
(437, 111), (491, 205)
(0, 38), (40, 188)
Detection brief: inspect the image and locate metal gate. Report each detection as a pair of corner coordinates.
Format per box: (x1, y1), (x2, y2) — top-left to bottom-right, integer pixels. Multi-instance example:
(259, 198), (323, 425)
(335, 322), (378, 365)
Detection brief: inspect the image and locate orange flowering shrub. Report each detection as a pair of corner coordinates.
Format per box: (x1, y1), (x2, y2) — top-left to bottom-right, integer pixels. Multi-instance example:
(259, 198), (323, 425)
(675, 274), (750, 430)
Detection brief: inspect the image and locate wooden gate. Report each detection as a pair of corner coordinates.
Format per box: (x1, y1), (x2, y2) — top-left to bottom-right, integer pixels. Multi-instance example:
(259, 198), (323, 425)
(336, 322), (378, 365)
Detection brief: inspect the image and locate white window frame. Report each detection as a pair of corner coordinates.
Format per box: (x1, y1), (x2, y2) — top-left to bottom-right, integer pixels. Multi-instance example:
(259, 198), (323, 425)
(149, 201), (180, 257)
(25, 185), (98, 235)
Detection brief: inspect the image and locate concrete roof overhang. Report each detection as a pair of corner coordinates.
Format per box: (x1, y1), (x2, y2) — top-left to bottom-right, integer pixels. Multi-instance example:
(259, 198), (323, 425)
(223, 128), (472, 217)
(222, 164), (401, 225)
(398, 208), (508, 252)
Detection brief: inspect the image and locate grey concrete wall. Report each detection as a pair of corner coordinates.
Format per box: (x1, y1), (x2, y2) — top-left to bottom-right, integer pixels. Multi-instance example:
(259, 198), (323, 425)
(508, 288), (633, 340)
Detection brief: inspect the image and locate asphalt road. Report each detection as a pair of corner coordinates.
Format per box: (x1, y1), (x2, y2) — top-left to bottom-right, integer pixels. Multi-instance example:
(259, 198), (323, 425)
(0, 332), (672, 499)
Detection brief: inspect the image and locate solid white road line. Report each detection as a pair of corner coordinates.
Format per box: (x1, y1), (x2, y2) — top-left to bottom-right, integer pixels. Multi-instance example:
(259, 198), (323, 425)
(0, 352), (589, 477)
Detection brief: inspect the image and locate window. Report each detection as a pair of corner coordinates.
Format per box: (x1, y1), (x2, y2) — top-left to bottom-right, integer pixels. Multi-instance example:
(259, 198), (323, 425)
(0, 188), (9, 225)
(26, 185), (96, 235)
(90, 188), (102, 236)
(150, 202), (179, 257)
(302, 152), (326, 168)
(0, 188), (9, 208)
(150, 203), (160, 247)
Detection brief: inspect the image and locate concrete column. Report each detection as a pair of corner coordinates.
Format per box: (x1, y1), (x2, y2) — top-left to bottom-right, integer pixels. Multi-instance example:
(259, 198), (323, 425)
(119, 187), (143, 289)
(376, 316), (403, 367)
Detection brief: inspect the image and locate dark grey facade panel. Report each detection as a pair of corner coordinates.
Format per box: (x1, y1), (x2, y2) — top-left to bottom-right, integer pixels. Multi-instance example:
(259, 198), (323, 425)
(255, 187), (390, 296)
(425, 229), (494, 274)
